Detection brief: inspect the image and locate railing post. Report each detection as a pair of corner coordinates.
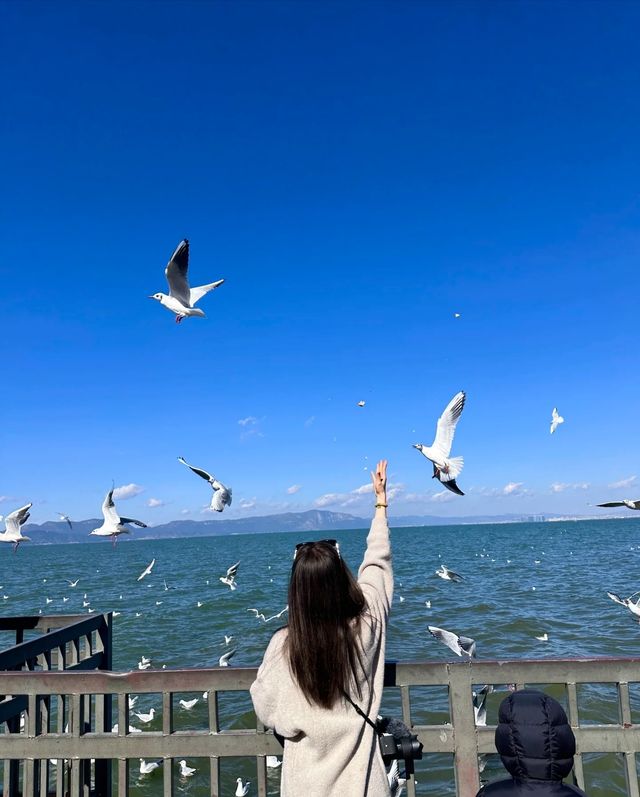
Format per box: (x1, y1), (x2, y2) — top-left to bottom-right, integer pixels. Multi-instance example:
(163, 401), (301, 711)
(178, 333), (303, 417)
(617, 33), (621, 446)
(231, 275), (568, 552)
(448, 662), (481, 797)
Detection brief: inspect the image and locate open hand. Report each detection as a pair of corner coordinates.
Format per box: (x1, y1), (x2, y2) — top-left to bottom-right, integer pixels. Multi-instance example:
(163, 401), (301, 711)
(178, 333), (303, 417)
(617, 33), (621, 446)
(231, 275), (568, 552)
(370, 459), (388, 500)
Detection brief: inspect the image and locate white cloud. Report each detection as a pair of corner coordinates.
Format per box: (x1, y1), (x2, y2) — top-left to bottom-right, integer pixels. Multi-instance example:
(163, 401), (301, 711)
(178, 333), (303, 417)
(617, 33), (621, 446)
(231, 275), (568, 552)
(238, 416), (258, 427)
(0, 496), (11, 504)
(502, 482), (524, 496)
(146, 498), (165, 508)
(287, 484), (302, 495)
(239, 498), (257, 510)
(313, 482), (403, 509)
(180, 509), (191, 515)
(609, 475), (637, 490)
(352, 483), (374, 495)
(429, 490), (456, 503)
(304, 416), (316, 428)
(113, 483), (144, 500)
(551, 482), (590, 494)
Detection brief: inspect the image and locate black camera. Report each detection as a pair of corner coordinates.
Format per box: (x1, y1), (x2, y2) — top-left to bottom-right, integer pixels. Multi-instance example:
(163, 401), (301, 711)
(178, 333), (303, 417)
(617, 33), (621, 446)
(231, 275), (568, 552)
(376, 717), (423, 776)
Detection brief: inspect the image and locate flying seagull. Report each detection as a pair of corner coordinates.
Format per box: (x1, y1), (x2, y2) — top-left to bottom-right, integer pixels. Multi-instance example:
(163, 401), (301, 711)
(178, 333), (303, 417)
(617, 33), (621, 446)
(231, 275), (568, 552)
(150, 239), (224, 324)
(220, 561), (240, 590)
(0, 503), (32, 552)
(607, 590), (640, 619)
(597, 500), (640, 511)
(357, 400), (366, 407)
(428, 625), (476, 658)
(550, 407), (564, 434)
(178, 456), (232, 512)
(89, 489), (147, 547)
(435, 565), (464, 582)
(413, 391), (466, 496)
(137, 558), (156, 581)
(57, 513), (73, 530)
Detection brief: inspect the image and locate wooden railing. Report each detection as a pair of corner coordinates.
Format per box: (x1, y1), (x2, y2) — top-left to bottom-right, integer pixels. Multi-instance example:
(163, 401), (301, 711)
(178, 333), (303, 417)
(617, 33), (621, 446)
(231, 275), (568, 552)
(1, 615), (640, 796)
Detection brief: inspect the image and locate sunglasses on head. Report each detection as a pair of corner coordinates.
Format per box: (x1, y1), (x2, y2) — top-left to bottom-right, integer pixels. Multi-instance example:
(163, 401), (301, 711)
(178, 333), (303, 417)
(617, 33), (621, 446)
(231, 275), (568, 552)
(293, 539), (340, 560)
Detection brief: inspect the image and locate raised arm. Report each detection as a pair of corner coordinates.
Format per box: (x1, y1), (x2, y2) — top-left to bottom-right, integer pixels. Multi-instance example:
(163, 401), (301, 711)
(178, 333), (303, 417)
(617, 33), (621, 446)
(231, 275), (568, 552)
(357, 459), (393, 616)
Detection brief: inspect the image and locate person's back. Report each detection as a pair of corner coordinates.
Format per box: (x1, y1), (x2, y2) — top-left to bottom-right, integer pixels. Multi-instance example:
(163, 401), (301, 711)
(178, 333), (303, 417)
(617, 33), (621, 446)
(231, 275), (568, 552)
(477, 689), (587, 796)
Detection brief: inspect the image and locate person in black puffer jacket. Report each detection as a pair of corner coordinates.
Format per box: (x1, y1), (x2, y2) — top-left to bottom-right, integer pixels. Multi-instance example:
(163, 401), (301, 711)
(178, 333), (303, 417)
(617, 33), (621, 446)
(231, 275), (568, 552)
(476, 689), (587, 796)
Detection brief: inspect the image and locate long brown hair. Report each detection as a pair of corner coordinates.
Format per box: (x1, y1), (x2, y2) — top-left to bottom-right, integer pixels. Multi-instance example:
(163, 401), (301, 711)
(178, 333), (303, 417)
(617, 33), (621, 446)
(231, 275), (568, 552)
(285, 540), (366, 709)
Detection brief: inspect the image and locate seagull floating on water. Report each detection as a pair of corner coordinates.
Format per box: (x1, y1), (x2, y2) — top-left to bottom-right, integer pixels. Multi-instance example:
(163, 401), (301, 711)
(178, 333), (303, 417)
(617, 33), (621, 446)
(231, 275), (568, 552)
(139, 759), (161, 775)
(178, 456), (232, 512)
(413, 391), (466, 496)
(65, 578), (80, 587)
(550, 407), (564, 434)
(0, 503), (32, 552)
(89, 489), (147, 547)
(535, 633), (549, 641)
(150, 239), (224, 324)
(179, 698), (198, 710)
(220, 561), (240, 590)
(266, 756), (282, 769)
(428, 625), (476, 658)
(235, 778), (251, 796)
(178, 760), (196, 777)
(137, 558), (156, 581)
(133, 708), (155, 723)
(597, 499), (640, 511)
(435, 565), (464, 582)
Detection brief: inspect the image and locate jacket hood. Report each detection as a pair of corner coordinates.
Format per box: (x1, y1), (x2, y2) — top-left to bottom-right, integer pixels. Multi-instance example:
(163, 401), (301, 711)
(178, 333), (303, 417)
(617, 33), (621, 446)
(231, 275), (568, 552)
(495, 690), (576, 782)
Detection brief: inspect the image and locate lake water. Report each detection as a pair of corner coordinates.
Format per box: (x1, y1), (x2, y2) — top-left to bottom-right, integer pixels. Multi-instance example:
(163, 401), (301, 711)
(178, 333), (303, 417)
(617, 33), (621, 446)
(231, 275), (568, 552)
(3, 518), (640, 795)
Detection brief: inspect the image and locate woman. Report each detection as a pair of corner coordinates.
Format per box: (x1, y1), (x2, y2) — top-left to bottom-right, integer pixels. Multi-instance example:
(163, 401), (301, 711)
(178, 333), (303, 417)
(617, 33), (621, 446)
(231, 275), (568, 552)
(250, 460), (392, 797)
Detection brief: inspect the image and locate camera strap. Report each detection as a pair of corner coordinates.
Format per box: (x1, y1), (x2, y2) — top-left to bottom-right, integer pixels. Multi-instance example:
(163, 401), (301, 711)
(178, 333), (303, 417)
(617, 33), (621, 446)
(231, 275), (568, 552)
(341, 690), (380, 736)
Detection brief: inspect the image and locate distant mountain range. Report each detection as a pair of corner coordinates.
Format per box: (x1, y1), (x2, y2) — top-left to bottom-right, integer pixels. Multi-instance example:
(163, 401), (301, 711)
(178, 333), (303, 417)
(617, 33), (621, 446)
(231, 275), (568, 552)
(17, 509), (614, 545)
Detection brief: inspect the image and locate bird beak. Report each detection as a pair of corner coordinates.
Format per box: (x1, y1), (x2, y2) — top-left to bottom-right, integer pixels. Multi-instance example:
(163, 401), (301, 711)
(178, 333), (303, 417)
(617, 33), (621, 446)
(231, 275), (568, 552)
(412, 444), (420, 450)
(148, 295), (156, 300)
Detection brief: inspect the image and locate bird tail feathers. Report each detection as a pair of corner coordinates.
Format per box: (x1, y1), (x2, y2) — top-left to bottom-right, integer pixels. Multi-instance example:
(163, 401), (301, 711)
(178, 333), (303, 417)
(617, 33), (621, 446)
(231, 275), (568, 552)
(441, 456), (464, 481)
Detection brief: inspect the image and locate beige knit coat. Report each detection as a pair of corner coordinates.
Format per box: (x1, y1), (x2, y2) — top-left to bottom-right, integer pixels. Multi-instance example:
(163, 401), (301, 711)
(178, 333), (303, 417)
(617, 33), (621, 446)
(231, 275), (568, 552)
(250, 515), (393, 797)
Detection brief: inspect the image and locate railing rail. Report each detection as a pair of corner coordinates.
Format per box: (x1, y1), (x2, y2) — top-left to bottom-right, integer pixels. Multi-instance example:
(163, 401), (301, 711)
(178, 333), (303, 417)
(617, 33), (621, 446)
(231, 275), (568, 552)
(3, 654), (640, 796)
(0, 613), (112, 797)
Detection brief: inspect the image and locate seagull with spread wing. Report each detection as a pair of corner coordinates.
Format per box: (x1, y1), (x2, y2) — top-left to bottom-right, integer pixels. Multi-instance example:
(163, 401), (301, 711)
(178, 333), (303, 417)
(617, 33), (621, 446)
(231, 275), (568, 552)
(597, 499), (640, 511)
(149, 239), (224, 323)
(178, 456), (232, 512)
(137, 558), (156, 581)
(550, 407), (564, 434)
(428, 625), (476, 658)
(435, 565), (464, 582)
(413, 391), (466, 496)
(89, 489), (147, 547)
(220, 561), (240, 590)
(57, 513), (73, 530)
(0, 504), (32, 552)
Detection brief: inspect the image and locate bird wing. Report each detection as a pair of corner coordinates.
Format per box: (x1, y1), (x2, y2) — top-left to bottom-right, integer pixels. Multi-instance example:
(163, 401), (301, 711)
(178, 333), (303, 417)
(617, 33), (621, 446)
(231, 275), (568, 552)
(445, 567), (464, 581)
(428, 625), (461, 655)
(226, 561), (240, 578)
(597, 502), (624, 508)
(189, 279), (224, 306)
(102, 491), (120, 524)
(178, 456), (214, 483)
(440, 477), (465, 496)
(458, 636), (477, 657)
(165, 240), (191, 304)
(220, 648), (236, 664)
(432, 391), (466, 458)
(607, 591), (628, 606)
(5, 503), (32, 535)
(120, 517), (147, 528)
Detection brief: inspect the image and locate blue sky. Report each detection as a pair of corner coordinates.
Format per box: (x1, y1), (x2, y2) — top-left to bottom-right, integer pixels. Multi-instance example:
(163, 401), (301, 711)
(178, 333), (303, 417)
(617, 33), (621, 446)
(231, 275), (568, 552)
(2, 0), (640, 525)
